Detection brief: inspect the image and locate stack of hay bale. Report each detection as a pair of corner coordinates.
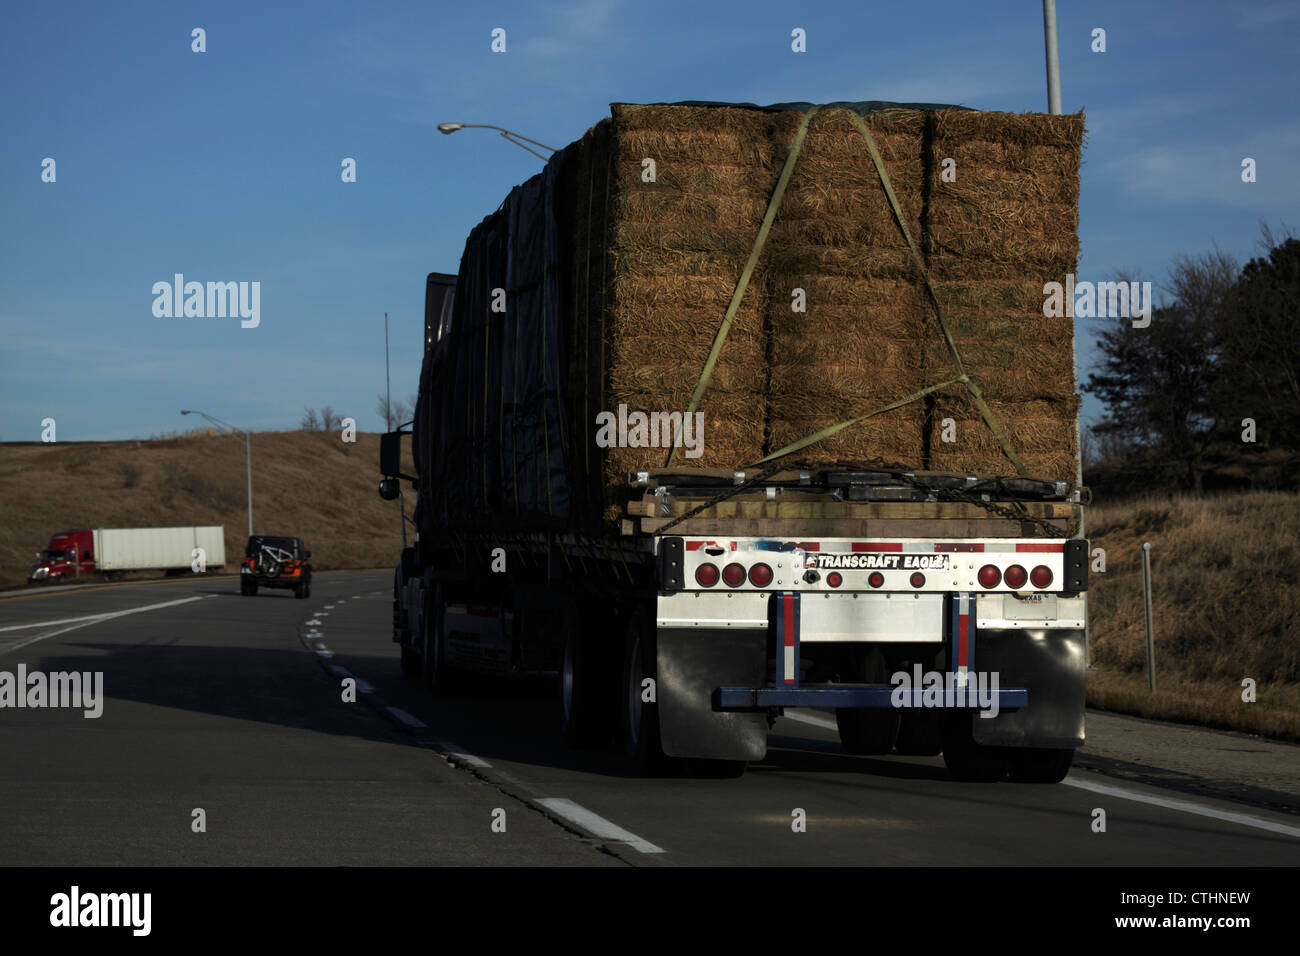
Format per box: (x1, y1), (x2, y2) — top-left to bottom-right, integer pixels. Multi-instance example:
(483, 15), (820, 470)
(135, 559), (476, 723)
(560, 101), (1085, 498)
(434, 100), (1085, 530)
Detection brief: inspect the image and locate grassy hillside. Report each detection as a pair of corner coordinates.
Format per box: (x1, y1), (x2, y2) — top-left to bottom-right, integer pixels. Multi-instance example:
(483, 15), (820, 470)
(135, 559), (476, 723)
(1086, 492), (1300, 741)
(6, 436), (1295, 740)
(0, 430), (413, 589)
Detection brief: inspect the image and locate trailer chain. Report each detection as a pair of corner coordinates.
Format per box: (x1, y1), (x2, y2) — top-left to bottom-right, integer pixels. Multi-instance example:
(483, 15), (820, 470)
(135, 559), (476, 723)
(653, 458), (1074, 539)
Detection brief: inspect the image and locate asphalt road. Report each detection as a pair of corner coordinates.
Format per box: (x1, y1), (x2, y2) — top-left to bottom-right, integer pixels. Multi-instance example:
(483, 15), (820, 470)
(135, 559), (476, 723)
(2, 571), (1298, 866)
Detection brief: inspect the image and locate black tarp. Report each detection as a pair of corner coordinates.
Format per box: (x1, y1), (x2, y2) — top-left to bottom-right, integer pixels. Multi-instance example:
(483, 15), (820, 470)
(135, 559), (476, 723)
(419, 153), (574, 530)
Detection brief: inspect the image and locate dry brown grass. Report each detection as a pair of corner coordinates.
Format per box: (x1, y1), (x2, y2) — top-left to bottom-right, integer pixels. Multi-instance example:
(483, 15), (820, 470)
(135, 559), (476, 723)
(1086, 491), (1300, 741)
(0, 431), (414, 589)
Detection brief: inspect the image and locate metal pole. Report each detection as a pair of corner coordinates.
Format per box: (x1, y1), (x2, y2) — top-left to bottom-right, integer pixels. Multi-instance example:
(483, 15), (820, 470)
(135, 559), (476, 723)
(1142, 542), (1155, 691)
(1043, 0), (1062, 115)
(245, 432), (253, 535)
(385, 311), (391, 430)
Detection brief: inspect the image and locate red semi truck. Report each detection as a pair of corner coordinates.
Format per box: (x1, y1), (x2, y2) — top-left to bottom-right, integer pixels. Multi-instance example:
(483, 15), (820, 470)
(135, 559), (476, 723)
(27, 527), (226, 584)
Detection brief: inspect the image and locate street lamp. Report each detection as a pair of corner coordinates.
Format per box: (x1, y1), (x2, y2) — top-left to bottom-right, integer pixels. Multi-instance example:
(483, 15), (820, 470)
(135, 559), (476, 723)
(436, 122), (557, 160)
(181, 409), (253, 536)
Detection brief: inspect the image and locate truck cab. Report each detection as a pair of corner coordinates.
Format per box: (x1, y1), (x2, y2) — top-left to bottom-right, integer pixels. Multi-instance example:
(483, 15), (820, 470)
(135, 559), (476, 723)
(28, 530), (95, 583)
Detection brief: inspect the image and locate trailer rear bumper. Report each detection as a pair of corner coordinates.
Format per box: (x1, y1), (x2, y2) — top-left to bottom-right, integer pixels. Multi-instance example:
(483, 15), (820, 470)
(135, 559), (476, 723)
(713, 685), (1029, 710)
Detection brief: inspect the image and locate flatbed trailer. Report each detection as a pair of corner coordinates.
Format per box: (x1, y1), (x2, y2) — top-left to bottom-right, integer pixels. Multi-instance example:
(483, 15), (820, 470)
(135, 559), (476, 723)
(382, 455), (1089, 782)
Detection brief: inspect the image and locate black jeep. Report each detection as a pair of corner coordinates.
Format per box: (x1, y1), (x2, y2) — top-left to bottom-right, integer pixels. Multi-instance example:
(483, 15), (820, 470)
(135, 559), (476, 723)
(241, 535), (312, 598)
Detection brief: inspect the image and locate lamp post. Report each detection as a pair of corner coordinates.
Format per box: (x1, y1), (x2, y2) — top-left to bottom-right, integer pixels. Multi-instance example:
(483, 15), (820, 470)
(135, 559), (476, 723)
(181, 409), (253, 535)
(436, 122), (557, 160)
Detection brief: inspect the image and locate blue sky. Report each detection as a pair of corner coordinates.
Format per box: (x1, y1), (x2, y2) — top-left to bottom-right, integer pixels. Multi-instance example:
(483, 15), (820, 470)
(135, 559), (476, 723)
(2, 0), (1297, 441)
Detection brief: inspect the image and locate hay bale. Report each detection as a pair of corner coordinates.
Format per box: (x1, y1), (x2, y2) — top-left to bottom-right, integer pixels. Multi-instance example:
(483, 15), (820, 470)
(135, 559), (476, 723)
(442, 101), (1087, 532)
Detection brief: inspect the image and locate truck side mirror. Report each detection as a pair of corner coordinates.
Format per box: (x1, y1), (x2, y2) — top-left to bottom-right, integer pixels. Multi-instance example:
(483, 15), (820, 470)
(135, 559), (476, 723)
(378, 479), (400, 501)
(380, 431), (403, 478)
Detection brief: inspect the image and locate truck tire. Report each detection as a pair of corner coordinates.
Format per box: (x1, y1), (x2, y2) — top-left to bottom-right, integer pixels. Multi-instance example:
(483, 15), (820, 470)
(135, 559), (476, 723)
(894, 709), (942, 756)
(687, 757), (747, 778)
(421, 587), (457, 694)
(941, 713), (1010, 782)
(620, 612), (670, 774)
(836, 647), (900, 755)
(400, 644), (422, 678)
(244, 579), (258, 597)
(1007, 747), (1074, 784)
(561, 622), (612, 748)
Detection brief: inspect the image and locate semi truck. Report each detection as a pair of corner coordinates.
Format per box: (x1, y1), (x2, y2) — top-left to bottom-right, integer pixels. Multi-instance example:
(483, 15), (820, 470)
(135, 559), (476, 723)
(27, 527), (226, 583)
(379, 101), (1091, 782)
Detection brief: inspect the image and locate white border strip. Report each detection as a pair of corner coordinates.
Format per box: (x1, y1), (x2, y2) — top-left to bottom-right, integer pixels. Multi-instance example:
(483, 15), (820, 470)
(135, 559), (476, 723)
(437, 741), (491, 768)
(0, 596), (206, 653)
(534, 798), (665, 853)
(1064, 776), (1300, 840)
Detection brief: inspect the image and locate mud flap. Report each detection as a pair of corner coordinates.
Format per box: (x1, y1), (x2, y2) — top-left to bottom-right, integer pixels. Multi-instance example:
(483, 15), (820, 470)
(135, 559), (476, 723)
(970, 627), (1086, 749)
(656, 627), (768, 761)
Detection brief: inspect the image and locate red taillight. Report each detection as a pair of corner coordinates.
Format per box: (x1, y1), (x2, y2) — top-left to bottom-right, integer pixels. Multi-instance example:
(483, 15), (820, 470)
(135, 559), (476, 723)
(867, 572), (884, 588)
(748, 563), (773, 587)
(978, 564), (1002, 588)
(722, 563), (747, 588)
(828, 572), (844, 588)
(695, 563), (719, 587)
(910, 572), (925, 588)
(1004, 565), (1028, 589)
(1031, 565), (1053, 588)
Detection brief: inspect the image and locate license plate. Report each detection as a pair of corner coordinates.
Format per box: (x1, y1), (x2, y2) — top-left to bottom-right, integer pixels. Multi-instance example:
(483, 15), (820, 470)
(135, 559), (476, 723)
(1003, 594), (1058, 620)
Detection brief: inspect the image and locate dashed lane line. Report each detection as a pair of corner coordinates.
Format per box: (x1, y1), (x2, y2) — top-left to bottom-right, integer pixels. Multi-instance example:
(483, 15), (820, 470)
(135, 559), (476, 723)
(533, 798), (665, 854)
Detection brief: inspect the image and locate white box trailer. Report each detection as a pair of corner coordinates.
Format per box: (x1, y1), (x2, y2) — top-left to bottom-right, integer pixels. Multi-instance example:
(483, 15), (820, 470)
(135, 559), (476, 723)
(92, 527), (225, 571)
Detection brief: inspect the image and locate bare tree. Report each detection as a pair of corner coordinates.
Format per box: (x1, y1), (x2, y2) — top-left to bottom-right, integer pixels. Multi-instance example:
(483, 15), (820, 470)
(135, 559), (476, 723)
(320, 406), (342, 431)
(376, 393), (415, 430)
(300, 407), (322, 431)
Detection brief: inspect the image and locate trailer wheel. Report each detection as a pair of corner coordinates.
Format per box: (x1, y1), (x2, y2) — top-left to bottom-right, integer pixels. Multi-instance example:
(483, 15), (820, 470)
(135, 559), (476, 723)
(1007, 747), (1074, 784)
(687, 758), (747, 778)
(400, 645), (422, 678)
(621, 612), (669, 774)
(941, 714), (1010, 782)
(894, 709), (942, 756)
(421, 587), (457, 694)
(561, 616), (614, 748)
(836, 646), (900, 755)
(245, 580), (258, 597)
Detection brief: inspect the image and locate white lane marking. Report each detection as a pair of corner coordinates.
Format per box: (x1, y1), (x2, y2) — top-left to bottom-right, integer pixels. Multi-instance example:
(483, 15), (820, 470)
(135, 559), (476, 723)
(783, 710), (839, 732)
(315, 649), (334, 660)
(355, 678), (374, 694)
(352, 595), (360, 599)
(0, 596), (207, 632)
(306, 619), (324, 626)
(386, 707), (427, 728)
(0, 596), (207, 653)
(326, 665), (352, 679)
(324, 605), (335, 609)
(1064, 775), (1300, 840)
(533, 798), (665, 854)
(437, 741), (491, 768)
